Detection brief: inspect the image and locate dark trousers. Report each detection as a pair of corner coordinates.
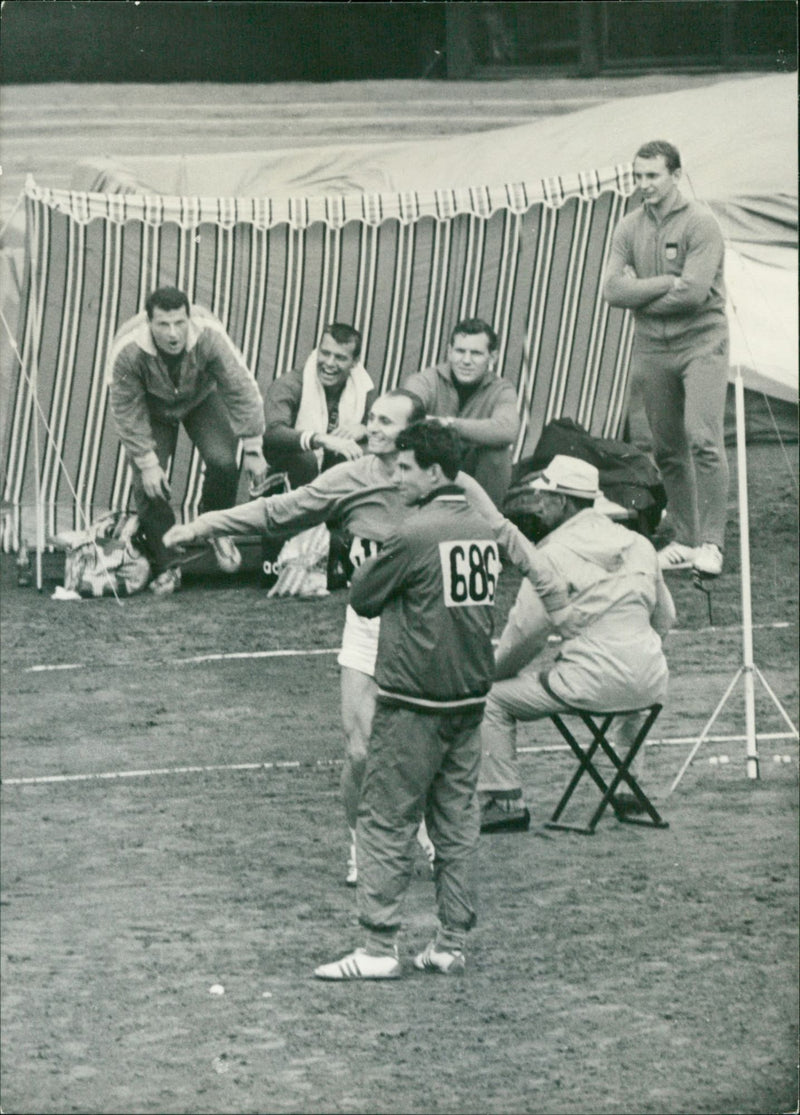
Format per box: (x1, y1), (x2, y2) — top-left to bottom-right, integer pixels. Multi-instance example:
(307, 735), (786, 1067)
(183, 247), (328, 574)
(263, 442), (349, 490)
(356, 702), (483, 937)
(131, 393), (239, 572)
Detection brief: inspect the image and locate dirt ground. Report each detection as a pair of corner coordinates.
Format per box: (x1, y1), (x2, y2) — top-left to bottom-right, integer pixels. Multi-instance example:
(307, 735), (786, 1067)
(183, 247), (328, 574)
(1, 443), (798, 1115)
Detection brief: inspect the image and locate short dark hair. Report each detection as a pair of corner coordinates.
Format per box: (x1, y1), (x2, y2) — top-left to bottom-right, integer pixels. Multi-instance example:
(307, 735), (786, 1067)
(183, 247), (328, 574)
(396, 419), (462, 481)
(449, 318), (498, 353)
(322, 322), (362, 359)
(635, 140), (681, 173)
(145, 286), (190, 319)
(383, 388), (426, 426)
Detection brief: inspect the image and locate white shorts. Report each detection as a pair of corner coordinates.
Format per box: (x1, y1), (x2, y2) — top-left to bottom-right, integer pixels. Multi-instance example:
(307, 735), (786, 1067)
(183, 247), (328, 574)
(337, 604), (380, 676)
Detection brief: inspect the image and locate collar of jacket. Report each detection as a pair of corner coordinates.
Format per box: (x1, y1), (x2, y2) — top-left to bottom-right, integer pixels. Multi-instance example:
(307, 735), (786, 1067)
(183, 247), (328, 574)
(640, 188), (689, 224)
(417, 483), (466, 508)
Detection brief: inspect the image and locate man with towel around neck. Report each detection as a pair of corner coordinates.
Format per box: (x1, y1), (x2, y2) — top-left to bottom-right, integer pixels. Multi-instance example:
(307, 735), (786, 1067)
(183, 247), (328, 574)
(259, 323), (377, 491)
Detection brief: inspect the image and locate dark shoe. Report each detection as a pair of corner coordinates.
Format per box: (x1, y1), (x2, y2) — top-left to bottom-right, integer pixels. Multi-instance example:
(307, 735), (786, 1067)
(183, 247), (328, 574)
(480, 799), (531, 834)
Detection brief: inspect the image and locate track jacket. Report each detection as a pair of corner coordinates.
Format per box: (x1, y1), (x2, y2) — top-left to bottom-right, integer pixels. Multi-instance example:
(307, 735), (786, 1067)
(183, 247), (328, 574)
(263, 366), (377, 457)
(605, 191), (727, 345)
(403, 362), (519, 449)
(109, 305), (265, 471)
(349, 486), (501, 713)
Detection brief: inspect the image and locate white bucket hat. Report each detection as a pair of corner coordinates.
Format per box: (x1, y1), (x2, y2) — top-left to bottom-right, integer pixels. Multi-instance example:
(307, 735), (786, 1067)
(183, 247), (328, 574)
(529, 455), (602, 500)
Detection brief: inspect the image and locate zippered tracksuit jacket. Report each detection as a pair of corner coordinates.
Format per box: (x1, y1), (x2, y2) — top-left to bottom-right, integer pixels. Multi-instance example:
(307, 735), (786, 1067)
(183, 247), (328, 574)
(109, 305), (264, 570)
(402, 362), (520, 508)
(347, 486), (500, 944)
(605, 192), (729, 549)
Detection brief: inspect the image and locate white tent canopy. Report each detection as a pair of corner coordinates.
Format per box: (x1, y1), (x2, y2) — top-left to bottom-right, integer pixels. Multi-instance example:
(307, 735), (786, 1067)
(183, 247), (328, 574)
(72, 73), (797, 406)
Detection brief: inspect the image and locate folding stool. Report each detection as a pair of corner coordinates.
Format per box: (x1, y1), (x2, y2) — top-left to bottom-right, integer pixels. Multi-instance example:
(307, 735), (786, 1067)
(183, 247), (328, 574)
(544, 703), (668, 835)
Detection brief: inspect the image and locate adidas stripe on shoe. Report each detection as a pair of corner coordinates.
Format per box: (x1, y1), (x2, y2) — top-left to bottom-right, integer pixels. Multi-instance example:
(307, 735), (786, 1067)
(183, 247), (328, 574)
(413, 941), (466, 975)
(314, 947), (401, 981)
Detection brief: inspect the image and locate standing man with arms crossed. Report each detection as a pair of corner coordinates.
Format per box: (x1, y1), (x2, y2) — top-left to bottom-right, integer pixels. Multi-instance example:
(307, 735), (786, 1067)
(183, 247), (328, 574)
(162, 390), (435, 883)
(403, 319), (520, 508)
(603, 140), (729, 578)
(109, 286), (268, 595)
(313, 421), (570, 980)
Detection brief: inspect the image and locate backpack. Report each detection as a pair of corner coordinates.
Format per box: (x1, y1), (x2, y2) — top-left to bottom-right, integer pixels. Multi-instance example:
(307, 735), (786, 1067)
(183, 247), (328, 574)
(504, 418), (667, 538)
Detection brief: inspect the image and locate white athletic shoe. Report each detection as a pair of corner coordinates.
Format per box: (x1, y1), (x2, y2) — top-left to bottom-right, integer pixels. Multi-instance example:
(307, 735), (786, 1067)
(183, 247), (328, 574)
(692, 542), (723, 577)
(657, 541), (695, 571)
(413, 940), (466, 975)
(346, 840), (358, 887)
(209, 535), (242, 573)
(314, 947), (401, 981)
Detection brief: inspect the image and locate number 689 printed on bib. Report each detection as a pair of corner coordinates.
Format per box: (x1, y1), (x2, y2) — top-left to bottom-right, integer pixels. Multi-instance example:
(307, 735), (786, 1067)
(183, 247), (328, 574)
(439, 540), (501, 607)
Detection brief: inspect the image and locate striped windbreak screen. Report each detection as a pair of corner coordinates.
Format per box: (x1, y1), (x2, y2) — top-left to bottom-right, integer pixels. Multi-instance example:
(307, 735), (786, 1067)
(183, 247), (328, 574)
(3, 166), (636, 546)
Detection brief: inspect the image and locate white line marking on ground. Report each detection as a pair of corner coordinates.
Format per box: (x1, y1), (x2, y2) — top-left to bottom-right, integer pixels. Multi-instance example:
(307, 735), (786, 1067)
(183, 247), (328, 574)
(3, 736), (795, 788)
(16, 621), (793, 673)
(175, 648), (338, 664)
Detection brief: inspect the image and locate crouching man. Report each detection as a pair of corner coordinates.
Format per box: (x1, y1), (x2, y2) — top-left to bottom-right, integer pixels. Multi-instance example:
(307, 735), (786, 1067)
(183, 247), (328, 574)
(109, 286), (267, 594)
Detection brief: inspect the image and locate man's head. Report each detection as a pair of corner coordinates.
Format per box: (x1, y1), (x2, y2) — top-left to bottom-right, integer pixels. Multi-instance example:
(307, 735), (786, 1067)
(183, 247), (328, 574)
(446, 318), (498, 388)
(633, 140), (682, 210)
(366, 389), (426, 458)
(145, 287), (191, 358)
(528, 455), (600, 534)
(316, 323), (362, 392)
(393, 419), (462, 506)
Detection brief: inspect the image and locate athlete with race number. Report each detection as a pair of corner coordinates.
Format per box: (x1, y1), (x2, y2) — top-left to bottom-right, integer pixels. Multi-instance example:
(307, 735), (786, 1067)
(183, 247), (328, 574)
(162, 389), (434, 883)
(313, 420), (569, 980)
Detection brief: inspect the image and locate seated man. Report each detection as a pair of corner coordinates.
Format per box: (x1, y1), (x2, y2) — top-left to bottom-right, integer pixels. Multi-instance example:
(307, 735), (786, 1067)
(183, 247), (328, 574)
(109, 286), (267, 595)
(261, 323), (376, 490)
(458, 455), (676, 832)
(402, 318), (520, 508)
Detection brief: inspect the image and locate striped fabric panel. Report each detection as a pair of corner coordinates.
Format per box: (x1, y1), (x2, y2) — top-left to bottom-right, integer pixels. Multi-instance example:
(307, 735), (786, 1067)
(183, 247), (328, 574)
(3, 178), (638, 547)
(25, 166), (633, 231)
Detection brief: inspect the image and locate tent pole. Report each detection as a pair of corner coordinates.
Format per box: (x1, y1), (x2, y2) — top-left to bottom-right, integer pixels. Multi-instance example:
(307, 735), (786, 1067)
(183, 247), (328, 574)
(668, 364), (798, 794)
(734, 363), (759, 779)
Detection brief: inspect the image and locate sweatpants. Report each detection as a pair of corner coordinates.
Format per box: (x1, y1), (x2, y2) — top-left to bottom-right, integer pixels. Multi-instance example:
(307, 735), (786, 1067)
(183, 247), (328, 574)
(131, 391), (240, 572)
(356, 701), (483, 939)
(632, 322), (729, 549)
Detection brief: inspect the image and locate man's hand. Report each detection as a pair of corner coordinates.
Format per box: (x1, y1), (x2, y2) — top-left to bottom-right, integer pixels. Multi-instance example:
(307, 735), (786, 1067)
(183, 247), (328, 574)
(162, 523), (196, 551)
(623, 264), (638, 280)
(330, 421), (366, 441)
(242, 447), (268, 485)
(316, 433), (363, 461)
(140, 463), (171, 500)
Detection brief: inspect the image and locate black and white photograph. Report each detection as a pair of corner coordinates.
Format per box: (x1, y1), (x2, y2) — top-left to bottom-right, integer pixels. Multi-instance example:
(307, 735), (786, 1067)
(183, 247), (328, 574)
(1, 3), (797, 1112)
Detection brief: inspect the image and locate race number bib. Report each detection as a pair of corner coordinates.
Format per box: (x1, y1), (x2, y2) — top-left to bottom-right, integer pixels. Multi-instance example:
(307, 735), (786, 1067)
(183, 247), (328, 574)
(439, 540), (500, 607)
(348, 535), (383, 569)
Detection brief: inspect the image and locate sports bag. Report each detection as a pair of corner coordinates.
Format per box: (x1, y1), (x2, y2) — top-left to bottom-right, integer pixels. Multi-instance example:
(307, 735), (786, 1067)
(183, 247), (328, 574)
(504, 418), (667, 538)
(50, 512), (151, 598)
